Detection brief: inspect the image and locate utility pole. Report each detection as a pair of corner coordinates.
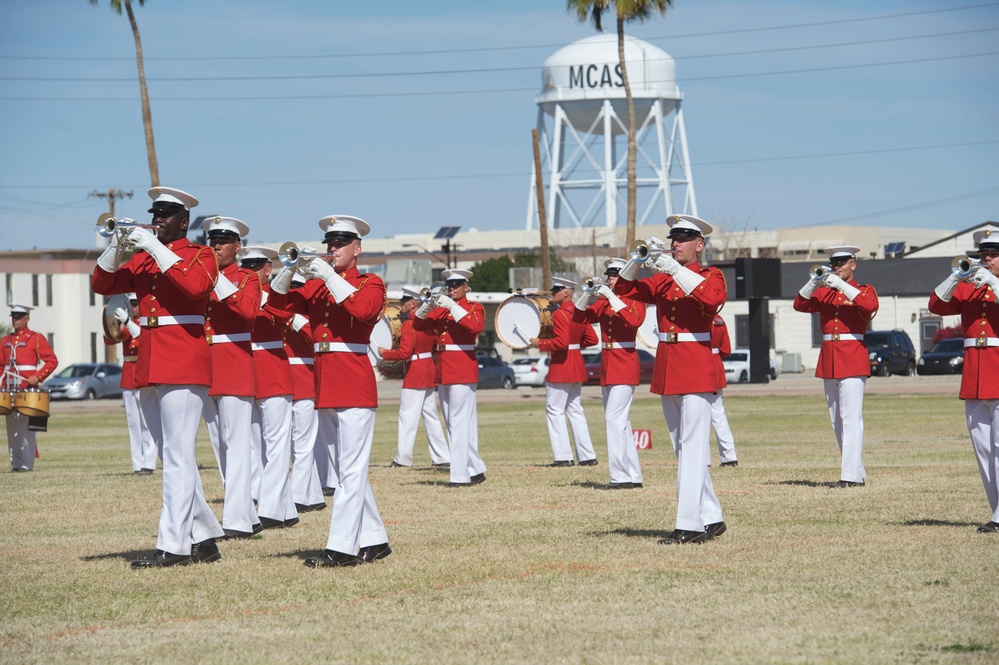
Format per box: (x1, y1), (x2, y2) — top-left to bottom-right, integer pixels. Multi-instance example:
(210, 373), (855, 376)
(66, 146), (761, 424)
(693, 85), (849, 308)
(89, 188), (133, 219)
(532, 129), (551, 290)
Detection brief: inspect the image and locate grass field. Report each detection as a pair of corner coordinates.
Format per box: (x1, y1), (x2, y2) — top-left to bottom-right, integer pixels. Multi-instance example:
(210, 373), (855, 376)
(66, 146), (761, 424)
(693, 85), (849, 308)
(1, 391), (997, 664)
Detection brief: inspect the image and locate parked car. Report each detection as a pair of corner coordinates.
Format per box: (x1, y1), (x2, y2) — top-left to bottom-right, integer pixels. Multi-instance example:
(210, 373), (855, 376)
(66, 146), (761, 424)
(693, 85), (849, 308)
(865, 329), (916, 376)
(722, 348), (781, 383)
(477, 355), (516, 389)
(43, 363), (123, 400)
(511, 356), (549, 387)
(917, 338), (965, 375)
(583, 350), (656, 385)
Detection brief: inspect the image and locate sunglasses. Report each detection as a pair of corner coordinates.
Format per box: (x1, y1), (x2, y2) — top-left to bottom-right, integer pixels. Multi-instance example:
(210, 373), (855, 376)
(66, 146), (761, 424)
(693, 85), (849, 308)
(10, 313), (27, 320)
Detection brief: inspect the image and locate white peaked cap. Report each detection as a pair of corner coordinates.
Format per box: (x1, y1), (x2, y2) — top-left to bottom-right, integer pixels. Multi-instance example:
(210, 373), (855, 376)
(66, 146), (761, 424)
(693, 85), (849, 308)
(242, 245), (278, 261)
(823, 245), (861, 259)
(147, 186), (199, 210)
(204, 216), (250, 238)
(319, 215), (370, 238)
(551, 276), (578, 289)
(442, 268), (473, 282)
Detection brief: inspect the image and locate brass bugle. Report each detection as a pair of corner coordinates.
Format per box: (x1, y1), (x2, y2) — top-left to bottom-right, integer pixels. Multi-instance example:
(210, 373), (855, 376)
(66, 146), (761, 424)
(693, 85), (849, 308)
(419, 282), (446, 304)
(810, 265), (832, 280)
(278, 241), (336, 269)
(629, 238), (665, 263)
(96, 212), (156, 239)
(582, 277), (606, 292)
(951, 254), (979, 280)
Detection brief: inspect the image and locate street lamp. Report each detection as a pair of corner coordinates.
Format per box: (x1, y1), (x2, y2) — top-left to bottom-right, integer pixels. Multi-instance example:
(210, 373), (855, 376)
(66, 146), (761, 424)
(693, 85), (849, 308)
(402, 243), (450, 268)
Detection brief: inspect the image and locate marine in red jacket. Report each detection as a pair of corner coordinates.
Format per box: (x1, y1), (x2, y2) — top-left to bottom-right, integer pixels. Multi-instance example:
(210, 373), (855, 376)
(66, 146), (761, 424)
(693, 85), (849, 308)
(613, 215), (728, 545)
(928, 226), (999, 533)
(709, 315), (738, 467)
(413, 269), (487, 486)
(793, 245), (879, 488)
(3, 304), (58, 472)
(531, 277), (598, 466)
(91, 186), (224, 568)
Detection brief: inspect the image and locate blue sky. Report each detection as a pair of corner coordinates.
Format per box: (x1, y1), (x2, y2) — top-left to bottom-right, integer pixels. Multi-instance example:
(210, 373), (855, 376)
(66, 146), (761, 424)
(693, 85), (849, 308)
(1, 0), (996, 251)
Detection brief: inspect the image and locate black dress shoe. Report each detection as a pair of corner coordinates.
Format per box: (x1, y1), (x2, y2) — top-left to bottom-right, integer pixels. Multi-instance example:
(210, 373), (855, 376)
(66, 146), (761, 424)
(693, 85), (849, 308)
(220, 528), (254, 540)
(251, 522), (263, 535)
(578, 459), (598, 467)
(131, 550), (193, 569)
(631, 483), (643, 488)
(658, 529), (708, 545)
(470, 473), (486, 485)
(976, 521), (999, 533)
(720, 460), (739, 467)
(358, 543), (392, 563)
(829, 480), (865, 488)
(295, 502), (327, 513)
(191, 539), (222, 564)
(432, 462), (450, 469)
(258, 517), (286, 530)
(390, 461), (409, 468)
(284, 517), (300, 528)
(550, 460), (574, 467)
(448, 482), (470, 488)
(704, 521), (727, 540)
(304, 550), (361, 568)
(322, 487), (335, 497)
(606, 482), (634, 490)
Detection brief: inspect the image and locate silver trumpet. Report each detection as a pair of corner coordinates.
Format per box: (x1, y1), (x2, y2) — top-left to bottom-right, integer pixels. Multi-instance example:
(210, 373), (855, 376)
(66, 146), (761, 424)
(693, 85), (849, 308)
(951, 255), (980, 280)
(419, 282), (446, 304)
(629, 238), (668, 263)
(582, 277), (606, 293)
(278, 241), (336, 270)
(809, 265), (833, 281)
(96, 212), (157, 239)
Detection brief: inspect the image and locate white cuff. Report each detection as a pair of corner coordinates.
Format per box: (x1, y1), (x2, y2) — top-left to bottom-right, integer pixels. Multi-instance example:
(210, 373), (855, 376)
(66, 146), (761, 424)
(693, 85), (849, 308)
(96, 243), (119, 273)
(619, 258), (642, 281)
(415, 300), (434, 319)
(799, 280), (818, 299)
(214, 277), (239, 300)
(448, 303), (468, 322)
(324, 272), (357, 304)
(839, 283), (861, 301)
(292, 314), (309, 332)
(605, 292), (626, 313)
(125, 319), (141, 338)
(673, 266), (705, 295)
(934, 273), (960, 302)
(149, 244), (182, 273)
(270, 266), (294, 295)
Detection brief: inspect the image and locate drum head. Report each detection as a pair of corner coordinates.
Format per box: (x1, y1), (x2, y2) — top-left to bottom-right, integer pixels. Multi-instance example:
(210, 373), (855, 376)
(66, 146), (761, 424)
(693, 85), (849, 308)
(102, 293), (132, 343)
(637, 303), (659, 349)
(495, 296), (544, 350)
(368, 316), (395, 366)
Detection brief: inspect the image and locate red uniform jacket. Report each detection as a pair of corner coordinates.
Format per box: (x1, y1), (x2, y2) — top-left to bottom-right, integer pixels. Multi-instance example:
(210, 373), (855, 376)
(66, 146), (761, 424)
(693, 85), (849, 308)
(710, 315), (731, 390)
(284, 318), (316, 402)
(793, 280), (878, 379)
(1, 328), (58, 390)
(381, 317), (437, 390)
(572, 296), (644, 386)
(205, 262), (260, 397)
(252, 284), (294, 400)
(539, 300), (598, 384)
(929, 283), (999, 400)
(614, 263), (727, 395)
(269, 268), (385, 409)
(413, 297), (485, 386)
(92, 237), (217, 387)
(104, 322), (140, 391)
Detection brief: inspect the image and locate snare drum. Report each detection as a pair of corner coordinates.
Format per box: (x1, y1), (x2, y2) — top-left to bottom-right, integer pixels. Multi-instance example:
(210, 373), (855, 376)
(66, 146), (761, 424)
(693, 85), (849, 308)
(14, 389), (50, 417)
(636, 304), (660, 350)
(0, 390), (12, 416)
(368, 301), (405, 366)
(495, 293), (556, 350)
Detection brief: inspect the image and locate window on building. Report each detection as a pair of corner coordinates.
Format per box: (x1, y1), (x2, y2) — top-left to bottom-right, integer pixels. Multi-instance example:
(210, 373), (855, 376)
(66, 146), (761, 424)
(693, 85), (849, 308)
(811, 313), (822, 348)
(90, 332), (97, 363)
(4, 274), (10, 300)
(31, 275), (39, 307)
(89, 287), (96, 307)
(46, 274), (53, 307)
(47, 332), (54, 348)
(734, 314), (776, 348)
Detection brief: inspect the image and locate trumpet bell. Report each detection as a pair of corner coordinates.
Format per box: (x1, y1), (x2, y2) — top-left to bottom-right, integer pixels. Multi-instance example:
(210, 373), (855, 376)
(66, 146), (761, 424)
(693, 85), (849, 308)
(951, 255), (979, 280)
(279, 241), (301, 268)
(582, 277), (604, 292)
(810, 265), (832, 280)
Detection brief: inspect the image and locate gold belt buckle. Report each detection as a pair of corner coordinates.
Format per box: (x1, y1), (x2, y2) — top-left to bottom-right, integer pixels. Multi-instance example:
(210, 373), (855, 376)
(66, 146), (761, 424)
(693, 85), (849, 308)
(206, 335), (213, 346)
(317, 342), (331, 353)
(603, 342), (614, 350)
(664, 332), (677, 343)
(147, 315), (159, 328)
(831, 333), (840, 341)
(977, 337), (987, 348)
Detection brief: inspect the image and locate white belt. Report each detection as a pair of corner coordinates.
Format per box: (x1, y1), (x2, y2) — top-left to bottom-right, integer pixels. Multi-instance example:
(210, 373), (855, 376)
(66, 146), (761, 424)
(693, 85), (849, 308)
(711, 348), (719, 355)
(410, 352), (433, 361)
(14, 364), (37, 371)
(658, 332), (710, 343)
(288, 357), (315, 365)
(822, 333), (864, 342)
(601, 342), (636, 350)
(207, 333), (251, 345)
(252, 341), (284, 351)
(964, 337), (999, 348)
(314, 342), (368, 353)
(567, 344), (581, 350)
(140, 315), (205, 328)
(439, 344), (474, 352)
(123, 355), (137, 362)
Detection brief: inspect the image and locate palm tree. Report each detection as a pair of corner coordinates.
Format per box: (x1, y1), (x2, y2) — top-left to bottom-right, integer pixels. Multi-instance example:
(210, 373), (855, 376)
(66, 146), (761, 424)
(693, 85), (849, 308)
(567, 0), (673, 249)
(89, 0), (159, 186)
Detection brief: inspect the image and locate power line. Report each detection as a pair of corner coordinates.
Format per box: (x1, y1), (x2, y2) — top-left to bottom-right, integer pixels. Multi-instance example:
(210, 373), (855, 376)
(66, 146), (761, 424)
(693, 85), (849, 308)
(2, 2), (996, 62)
(804, 185), (999, 227)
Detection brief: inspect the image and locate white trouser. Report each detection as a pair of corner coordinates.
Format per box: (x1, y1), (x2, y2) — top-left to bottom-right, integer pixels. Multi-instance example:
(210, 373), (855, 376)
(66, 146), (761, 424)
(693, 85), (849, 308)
(823, 377), (867, 483)
(709, 389), (737, 465)
(6, 412), (35, 471)
(394, 387), (450, 466)
(661, 393), (723, 533)
(204, 394), (257, 532)
(439, 383), (486, 484)
(123, 388), (157, 472)
(602, 384), (642, 484)
(965, 399), (999, 523)
(253, 395), (297, 522)
(545, 382), (596, 463)
(315, 409), (339, 490)
(319, 407), (387, 554)
(139, 384), (223, 555)
(290, 398), (324, 506)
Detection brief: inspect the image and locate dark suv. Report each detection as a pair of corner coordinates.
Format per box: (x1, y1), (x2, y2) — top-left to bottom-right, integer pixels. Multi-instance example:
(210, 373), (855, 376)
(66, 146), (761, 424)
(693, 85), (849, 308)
(865, 330), (916, 376)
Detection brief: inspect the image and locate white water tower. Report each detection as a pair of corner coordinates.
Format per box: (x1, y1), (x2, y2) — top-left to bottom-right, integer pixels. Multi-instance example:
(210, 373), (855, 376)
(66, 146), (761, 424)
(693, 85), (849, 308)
(526, 34), (697, 229)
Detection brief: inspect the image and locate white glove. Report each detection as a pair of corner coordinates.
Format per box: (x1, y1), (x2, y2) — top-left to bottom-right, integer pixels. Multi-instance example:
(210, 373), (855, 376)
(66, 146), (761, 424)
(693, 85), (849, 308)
(125, 318), (141, 338)
(270, 266), (294, 295)
(799, 279), (818, 299)
(96, 234), (121, 273)
(113, 307), (128, 323)
(647, 253), (680, 275)
(213, 277), (238, 300)
(435, 294), (468, 321)
(619, 257), (643, 281)
(595, 284), (626, 312)
(933, 273), (960, 302)
(302, 258), (356, 304)
(572, 288), (595, 309)
(415, 299), (434, 319)
(124, 227), (181, 273)
(969, 266), (999, 291)
(291, 314), (309, 332)
(823, 273), (861, 301)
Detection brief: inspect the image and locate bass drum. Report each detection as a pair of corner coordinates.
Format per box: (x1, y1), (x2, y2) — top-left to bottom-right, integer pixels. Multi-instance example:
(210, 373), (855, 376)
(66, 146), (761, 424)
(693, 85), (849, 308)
(14, 389), (50, 418)
(495, 293), (556, 350)
(637, 303), (659, 350)
(0, 390), (12, 416)
(368, 301), (404, 366)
